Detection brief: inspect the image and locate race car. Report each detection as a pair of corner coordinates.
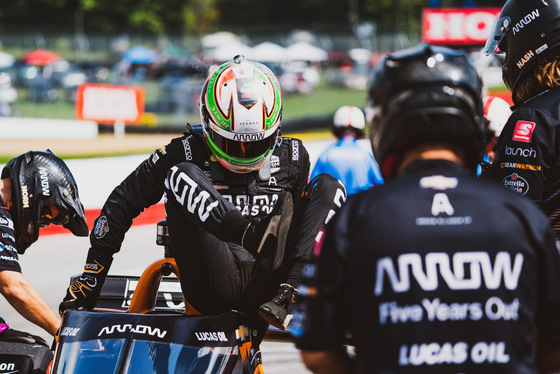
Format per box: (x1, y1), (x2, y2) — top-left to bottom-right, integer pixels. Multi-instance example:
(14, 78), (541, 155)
(1, 221), (295, 374)
(50, 220), (270, 374)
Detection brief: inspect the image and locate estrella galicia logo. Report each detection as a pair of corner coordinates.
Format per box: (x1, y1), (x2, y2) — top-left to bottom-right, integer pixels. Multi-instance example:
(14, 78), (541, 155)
(94, 216), (110, 239)
(502, 173), (529, 195)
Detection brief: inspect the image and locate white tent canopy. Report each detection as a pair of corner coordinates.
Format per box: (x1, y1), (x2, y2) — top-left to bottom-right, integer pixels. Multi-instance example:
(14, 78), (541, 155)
(348, 48), (372, 63)
(286, 42), (328, 62)
(0, 51), (15, 69)
(208, 41), (253, 63)
(248, 42), (287, 63)
(201, 31), (241, 50)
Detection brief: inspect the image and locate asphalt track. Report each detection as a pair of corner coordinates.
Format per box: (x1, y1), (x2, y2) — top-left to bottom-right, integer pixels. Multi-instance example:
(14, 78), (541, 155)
(2, 137), (373, 373)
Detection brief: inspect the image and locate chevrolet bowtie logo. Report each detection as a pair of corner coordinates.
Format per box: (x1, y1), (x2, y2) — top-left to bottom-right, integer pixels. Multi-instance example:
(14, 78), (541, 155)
(236, 325), (249, 341)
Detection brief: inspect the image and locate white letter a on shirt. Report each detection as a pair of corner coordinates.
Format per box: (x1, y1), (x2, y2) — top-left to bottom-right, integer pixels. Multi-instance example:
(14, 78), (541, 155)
(431, 193), (454, 216)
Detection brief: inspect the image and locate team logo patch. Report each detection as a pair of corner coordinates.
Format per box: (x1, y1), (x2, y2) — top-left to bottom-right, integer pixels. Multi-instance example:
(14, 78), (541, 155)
(419, 175), (458, 190)
(270, 155), (280, 174)
(512, 121), (536, 142)
(291, 141), (299, 161)
(94, 216), (110, 239)
(150, 151), (160, 164)
(502, 173), (529, 195)
(0, 216), (13, 230)
(500, 162), (541, 172)
(235, 325), (249, 341)
(84, 260), (105, 274)
(182, 138), (193, 161)
(313, 227), (325, 258)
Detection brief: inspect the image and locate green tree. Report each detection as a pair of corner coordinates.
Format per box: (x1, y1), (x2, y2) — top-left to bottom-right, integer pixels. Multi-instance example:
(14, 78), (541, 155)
(0, 0), (507, 36)
(183, 0), (219, 35)
(0, 0), (190, 34)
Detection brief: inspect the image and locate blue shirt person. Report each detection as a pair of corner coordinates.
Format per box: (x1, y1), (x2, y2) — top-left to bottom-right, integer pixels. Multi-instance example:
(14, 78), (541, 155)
(311, 106), (383, 194)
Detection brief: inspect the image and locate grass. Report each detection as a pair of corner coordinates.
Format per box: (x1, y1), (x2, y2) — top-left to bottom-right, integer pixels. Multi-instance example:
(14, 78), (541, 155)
(282, 83), (366, 120)
(0, 152), (139, 165)
(2, 74), (364, 163)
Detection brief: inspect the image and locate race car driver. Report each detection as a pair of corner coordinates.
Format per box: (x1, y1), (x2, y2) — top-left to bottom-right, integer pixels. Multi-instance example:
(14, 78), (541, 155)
(293, 43), (560, 373)
(0, 150), (88, 340)
(484, 0), (560, 239)
(59, 55), (346, 332)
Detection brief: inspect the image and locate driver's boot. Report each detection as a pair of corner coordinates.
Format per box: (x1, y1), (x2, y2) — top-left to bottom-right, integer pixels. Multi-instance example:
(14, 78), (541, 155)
(258, 283), (297, 330)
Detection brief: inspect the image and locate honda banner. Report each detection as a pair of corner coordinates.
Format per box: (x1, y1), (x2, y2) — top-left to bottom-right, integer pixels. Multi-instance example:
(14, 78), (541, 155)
(76, 83), (145, 124)
(422, 8), (501, 46)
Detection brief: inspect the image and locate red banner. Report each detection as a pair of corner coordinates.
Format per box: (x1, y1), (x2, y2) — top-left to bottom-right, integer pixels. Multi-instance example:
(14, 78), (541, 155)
(40, 203), (165, 236)
(422, 8), (501, 46)
(75, 83), (145, 124)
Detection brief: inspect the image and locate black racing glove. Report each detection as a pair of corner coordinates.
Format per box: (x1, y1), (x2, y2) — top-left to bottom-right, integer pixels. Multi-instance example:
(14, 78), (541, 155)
(59, 250), (112, 315)
(0, 319), (48, 347)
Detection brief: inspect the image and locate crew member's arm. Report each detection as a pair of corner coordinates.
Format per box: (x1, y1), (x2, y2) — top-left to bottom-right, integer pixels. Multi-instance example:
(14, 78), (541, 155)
(0, 270), (60, 336)
(300, 349), (352, 374)
(294, 202), (354, 373)
(535, 335), (560, 373)
(60, 134), (194, 312)
(532, 200), (560, 373)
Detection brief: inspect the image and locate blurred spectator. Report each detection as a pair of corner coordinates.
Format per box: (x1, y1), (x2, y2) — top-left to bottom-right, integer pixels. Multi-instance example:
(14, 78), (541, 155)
(478, 95), (512, 176)
(483, 95), (512, 163)
(311, 105), (383, 195)
(279, 61), (319, 95)
(0, 71), (16, 116)
(0, 102), (11, 117)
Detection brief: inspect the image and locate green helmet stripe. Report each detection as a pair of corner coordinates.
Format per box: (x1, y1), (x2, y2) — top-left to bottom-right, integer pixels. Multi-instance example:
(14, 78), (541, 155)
(205, 62), (233, 131)
(252, 65), (282, 129)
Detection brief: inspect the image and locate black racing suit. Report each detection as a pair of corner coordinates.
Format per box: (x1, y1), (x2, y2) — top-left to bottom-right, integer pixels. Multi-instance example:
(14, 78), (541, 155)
(0, 199), (21, 326)
(488, 87), (560, 239)
(0, 202), (20, 274)
(86, 124), (346, 315)
(294, 159), (560, 373)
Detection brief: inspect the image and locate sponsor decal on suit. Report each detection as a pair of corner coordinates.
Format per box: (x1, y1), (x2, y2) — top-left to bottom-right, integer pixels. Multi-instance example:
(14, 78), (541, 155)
(512, 121), (535, 142)
(94, 216), (110, 239)
(502, 173), (529, 195)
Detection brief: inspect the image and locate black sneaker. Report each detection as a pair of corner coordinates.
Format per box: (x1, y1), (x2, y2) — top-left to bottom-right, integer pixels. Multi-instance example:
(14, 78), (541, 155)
(242, 192), (293, 270)
(258, 283), (297, 330)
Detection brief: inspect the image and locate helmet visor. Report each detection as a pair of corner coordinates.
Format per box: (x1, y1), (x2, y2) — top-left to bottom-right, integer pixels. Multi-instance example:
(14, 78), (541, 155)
(39, 204), (69, 227)
(207, 126), (279, 165)
(484, 16), (511, 55)
(40, 185), (88, 236)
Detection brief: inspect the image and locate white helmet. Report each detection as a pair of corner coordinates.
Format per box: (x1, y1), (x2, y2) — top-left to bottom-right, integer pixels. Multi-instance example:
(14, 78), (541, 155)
(483, 96), (511, 137)
(333, 105), (366, 130)
(199, 55), (282, 173)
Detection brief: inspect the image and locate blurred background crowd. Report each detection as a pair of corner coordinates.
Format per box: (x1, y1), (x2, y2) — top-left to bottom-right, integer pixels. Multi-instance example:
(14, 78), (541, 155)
(0, 0), (506, 132)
